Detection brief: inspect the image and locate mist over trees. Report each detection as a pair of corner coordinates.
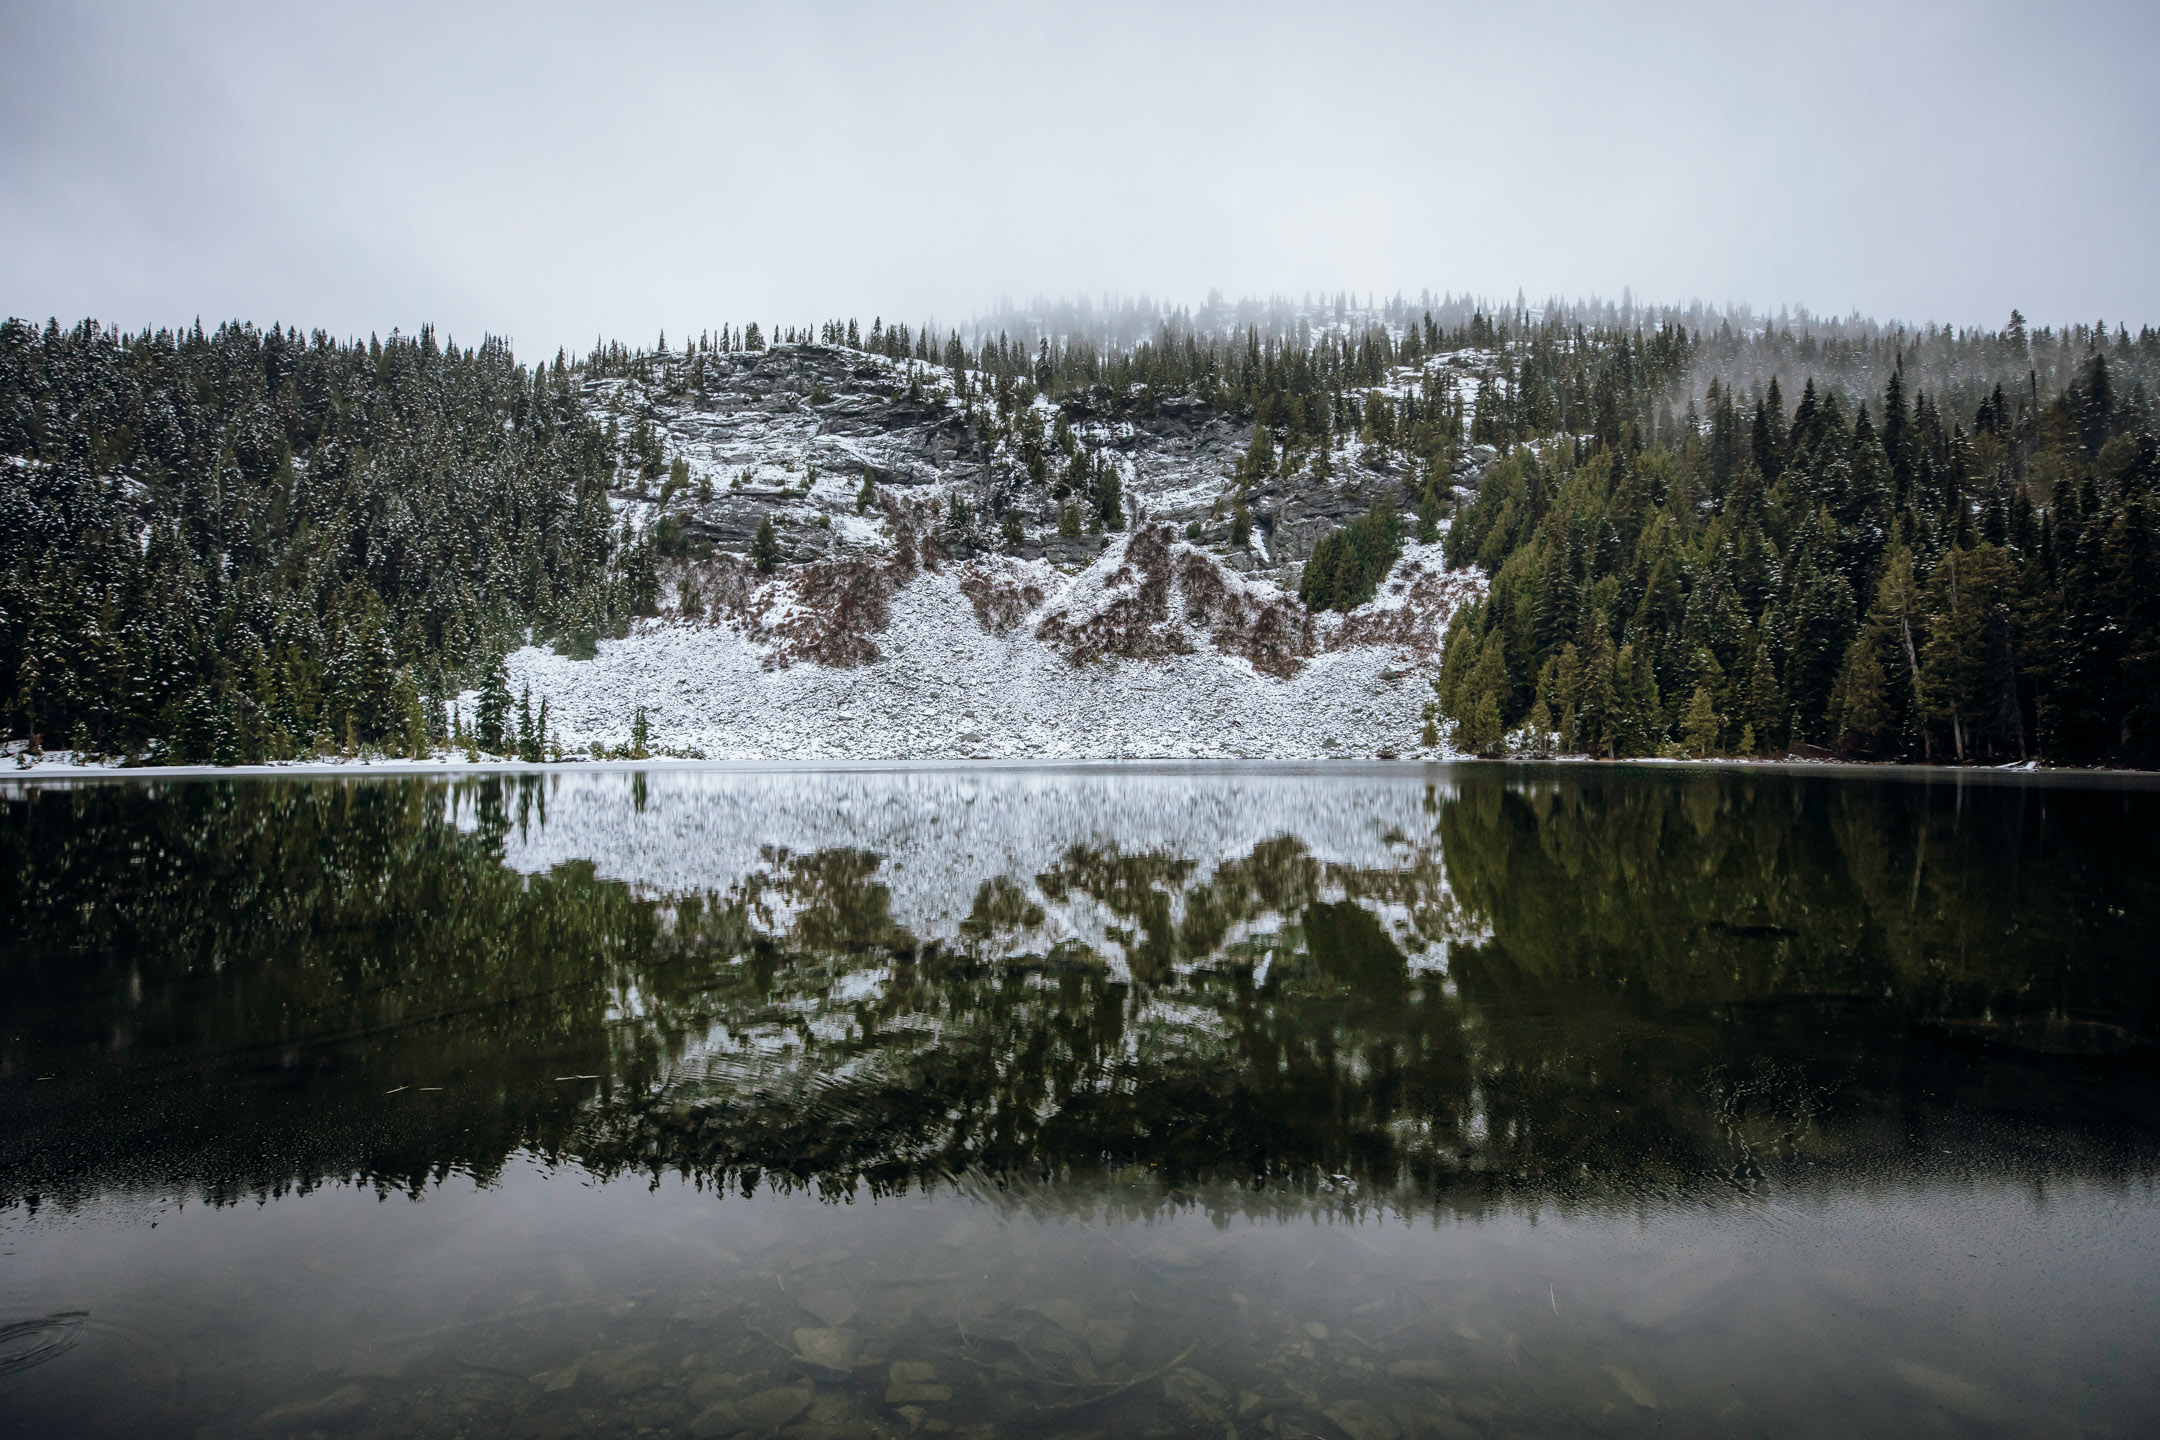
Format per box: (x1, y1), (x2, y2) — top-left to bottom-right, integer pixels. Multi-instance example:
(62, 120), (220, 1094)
(3, 296), (2156, 767)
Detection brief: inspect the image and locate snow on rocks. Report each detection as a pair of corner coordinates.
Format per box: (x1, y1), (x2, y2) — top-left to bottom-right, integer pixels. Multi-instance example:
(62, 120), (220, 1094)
(504, 528), (1484, 761)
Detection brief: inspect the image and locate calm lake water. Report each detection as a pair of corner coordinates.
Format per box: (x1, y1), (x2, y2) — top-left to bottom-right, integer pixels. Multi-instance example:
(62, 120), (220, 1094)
(3, 763), (2157, 1439)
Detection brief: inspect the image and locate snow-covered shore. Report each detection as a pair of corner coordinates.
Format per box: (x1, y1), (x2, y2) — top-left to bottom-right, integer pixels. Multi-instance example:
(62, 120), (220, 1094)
(497, 533), (1479, 761)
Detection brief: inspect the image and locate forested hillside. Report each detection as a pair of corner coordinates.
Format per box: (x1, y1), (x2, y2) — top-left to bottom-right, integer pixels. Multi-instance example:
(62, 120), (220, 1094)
(3, 301), (2156, 766)
(0, 319), (635, 762)
(1433, 325), (2160, 767)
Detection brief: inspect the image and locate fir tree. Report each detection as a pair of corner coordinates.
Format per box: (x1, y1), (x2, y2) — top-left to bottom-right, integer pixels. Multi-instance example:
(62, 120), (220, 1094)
(475, 664), (512, 756)
(1299, 501), (1401, 612)
(1680, 684), (1721, 757)
(752, 515), (780, 574)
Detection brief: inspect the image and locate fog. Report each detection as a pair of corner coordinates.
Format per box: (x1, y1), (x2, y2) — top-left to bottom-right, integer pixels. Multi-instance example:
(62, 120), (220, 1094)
(3, 0), (2155, 353)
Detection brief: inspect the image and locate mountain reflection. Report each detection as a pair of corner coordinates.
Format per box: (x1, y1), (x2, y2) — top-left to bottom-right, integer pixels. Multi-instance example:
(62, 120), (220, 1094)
(4, 766), (2156, 1218)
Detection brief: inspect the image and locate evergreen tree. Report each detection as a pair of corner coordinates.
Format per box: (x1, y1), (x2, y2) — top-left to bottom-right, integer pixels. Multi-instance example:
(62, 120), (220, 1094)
(1680, 684), (1721, 757)
(475, 664), (512, 756)
(1299, 501), (1401, 612)
(1454, 635), (1508, 755)
(752, 515), (780, 574)
(1091, 461), (1125, 532)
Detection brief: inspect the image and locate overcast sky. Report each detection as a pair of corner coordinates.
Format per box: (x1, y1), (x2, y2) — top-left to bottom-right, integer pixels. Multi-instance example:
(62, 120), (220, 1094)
(4, 1), (2155, 356)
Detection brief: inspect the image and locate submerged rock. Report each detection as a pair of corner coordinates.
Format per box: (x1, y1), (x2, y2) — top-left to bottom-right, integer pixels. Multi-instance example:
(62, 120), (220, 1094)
(791, 1325), (860, 1368)
(1163, 1365), (1232, 1423)
(1324, 1398), (1402, 1440)
(688, 1379), (815, 1436)
(254, 1382), (369, 1430)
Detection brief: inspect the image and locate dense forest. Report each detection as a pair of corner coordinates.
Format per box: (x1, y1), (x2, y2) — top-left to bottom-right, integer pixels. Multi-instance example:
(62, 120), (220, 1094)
(0, 319), (643, 763)
(1431, 330), (2160, 767)
(3, 300), (2156, 766)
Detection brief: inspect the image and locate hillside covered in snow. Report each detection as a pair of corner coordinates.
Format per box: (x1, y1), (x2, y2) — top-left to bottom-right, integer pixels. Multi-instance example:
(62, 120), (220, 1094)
(488, 330), (1495, 759)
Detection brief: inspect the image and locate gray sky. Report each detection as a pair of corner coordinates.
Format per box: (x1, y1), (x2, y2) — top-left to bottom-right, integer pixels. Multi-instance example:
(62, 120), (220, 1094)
(4, 1), (2155, 355)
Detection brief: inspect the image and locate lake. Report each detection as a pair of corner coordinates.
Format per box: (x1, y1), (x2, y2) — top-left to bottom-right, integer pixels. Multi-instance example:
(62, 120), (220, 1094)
(3, 763), (2156, 1439)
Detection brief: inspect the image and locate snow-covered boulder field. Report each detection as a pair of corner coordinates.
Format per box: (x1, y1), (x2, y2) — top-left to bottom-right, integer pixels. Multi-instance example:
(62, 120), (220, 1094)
(503, 530), (1484, 761)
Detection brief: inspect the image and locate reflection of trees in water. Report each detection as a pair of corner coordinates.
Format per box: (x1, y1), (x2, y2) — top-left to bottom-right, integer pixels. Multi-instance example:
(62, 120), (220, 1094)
(3, 770), (2155, 1217)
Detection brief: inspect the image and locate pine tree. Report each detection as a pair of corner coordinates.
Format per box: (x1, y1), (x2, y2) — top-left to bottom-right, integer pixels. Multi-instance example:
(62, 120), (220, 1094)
(1744, 623), (1786, 754)
(1239, 414), (1275, 483)
(1919, 543), (2024, 761)
(1092, 462), (1125, 532)
(1575, 618), (1618, 756)
(1455, 635), (1509, 755)
(475, 663), (512, 756)
(1829, 633), (1896, 756)
(394, 668), (428, 758)
(1554, 642), (1583, 750)
(752, 515), (780, 574)
(1416, 475), (1444, 543)
(1681, 684), (1721, 757)
(1523, 691), (1555, 754)
(1299, 502), (1401, 612)
(1612, 643), (1662, 756)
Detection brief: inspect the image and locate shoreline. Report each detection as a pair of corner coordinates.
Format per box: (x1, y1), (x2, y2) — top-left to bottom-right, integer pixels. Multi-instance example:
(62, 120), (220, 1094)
(5, 751), (2154, 786)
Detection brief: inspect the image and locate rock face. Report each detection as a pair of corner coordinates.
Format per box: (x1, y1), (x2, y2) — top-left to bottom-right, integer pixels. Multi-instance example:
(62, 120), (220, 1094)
(514, 342), (1495, 761)
(586, 341), (1496, 583)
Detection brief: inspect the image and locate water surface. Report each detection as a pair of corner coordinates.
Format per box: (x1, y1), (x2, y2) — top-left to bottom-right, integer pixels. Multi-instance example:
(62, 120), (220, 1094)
(3, 764), (2156, 1438)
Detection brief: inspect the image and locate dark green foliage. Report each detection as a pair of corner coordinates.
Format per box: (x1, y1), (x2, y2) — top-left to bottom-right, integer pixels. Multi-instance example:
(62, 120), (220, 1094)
(0, 318), (636, 762)
(474, 664), (512, 756)
(652, 513), (691, 558)
(1416, 474), (1446, 542)
(1299, 501), (1401, 613)
(751, 515), (779, 574)
(1437, 343), (2160, 766)
(1091, 460), (1125, 532)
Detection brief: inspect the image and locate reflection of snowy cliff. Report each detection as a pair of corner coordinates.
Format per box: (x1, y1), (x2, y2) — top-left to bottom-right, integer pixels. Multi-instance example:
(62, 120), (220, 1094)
(469, 765), (1489, 977)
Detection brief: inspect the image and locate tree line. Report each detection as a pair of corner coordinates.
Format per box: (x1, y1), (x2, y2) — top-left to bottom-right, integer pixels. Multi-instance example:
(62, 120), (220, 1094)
(5, 302), (2156, 767)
